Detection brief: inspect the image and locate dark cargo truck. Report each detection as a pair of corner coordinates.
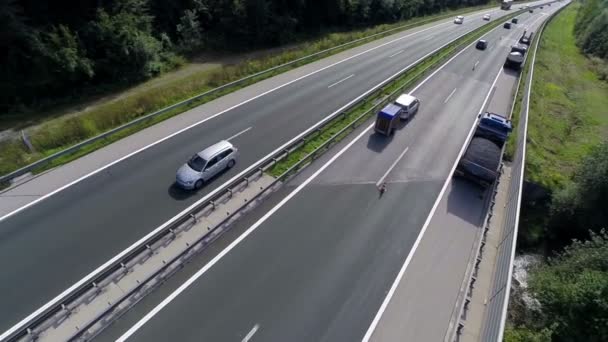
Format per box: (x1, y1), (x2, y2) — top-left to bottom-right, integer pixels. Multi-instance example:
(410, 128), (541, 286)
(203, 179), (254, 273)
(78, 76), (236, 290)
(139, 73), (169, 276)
(504, 44), (528, 70)
(454, 112), (513, 188)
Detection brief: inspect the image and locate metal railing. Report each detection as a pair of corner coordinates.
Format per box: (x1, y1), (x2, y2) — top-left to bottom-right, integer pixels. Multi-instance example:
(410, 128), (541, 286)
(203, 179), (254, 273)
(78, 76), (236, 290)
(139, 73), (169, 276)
(481, 2), (568, 341)
(0, 5), (494, 186)
(1, 13), (512, 342)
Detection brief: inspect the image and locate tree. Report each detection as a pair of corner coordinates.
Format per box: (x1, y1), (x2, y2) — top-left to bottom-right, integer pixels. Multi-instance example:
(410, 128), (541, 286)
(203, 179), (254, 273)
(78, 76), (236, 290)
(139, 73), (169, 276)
(84, 0), (167, 81)
(549, 141), (608, 245)
(529, 230), (608, 342)
(177, 9), (204, 50)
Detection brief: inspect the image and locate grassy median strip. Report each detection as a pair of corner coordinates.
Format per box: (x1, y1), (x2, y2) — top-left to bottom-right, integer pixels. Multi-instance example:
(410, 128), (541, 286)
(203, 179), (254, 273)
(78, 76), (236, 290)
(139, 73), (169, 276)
(269, 12), (523, 178)
(1, 5), (507, 184)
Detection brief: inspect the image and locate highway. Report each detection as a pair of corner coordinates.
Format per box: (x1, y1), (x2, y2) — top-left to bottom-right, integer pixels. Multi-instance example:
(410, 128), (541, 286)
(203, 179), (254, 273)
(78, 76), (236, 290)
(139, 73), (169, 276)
(97, 6), (558, 341)
(0, 4), (537, 333)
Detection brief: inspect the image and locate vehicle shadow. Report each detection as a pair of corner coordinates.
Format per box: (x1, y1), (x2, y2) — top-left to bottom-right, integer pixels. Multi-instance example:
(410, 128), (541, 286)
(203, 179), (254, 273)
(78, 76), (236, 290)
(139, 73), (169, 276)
(168, 183), (197, 201)
(366, 117), (415, 153)
(446, 177), (488, 226)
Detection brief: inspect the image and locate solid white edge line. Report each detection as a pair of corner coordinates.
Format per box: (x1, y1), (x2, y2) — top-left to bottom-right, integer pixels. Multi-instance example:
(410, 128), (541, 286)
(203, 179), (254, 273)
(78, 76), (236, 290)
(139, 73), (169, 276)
(227, 127), (252, 141)
(116, 123), (377, 342)
(444, 88), (458, 103)
(361, 66), (504, 342)
(376, 146), (409, 187)
(0, 13), (481, 340)
(0, 9), (458, 224)
(328, 74), (355, 88)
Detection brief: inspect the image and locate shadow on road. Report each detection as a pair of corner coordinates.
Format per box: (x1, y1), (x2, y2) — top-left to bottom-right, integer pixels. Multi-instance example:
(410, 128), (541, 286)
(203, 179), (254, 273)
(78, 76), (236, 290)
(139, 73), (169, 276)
(446, 177), (487, 226)
(168, 183), (198, 200)
(366, 117), (415, 153)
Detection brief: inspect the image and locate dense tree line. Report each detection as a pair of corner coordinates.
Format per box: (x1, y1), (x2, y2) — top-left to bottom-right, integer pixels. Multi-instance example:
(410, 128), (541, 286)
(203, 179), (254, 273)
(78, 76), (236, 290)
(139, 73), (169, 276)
(506, 230), (608, 342)
(1, 0), (491, 113)
(574, 0), (608, 59)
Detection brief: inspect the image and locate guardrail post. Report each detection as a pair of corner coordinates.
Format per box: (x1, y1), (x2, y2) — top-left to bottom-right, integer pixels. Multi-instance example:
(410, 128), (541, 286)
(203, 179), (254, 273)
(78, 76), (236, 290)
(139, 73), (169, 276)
(190, 213), (198, 223)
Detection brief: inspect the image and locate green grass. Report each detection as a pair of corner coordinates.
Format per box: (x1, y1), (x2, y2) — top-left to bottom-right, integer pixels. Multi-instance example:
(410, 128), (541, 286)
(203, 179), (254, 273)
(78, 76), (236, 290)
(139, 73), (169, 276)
(525, 3), (608, 191)
(268, 11), (520, 178)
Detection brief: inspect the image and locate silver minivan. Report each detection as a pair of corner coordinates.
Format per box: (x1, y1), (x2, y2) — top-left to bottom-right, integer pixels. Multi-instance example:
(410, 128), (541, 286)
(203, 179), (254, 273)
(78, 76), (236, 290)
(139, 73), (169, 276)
(395, 93), (420, 120)
(176, 140), (238, 190)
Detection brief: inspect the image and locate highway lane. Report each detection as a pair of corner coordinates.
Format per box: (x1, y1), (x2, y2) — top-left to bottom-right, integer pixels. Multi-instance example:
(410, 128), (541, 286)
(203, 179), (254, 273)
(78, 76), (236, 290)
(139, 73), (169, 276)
(113, 8), (547, 341)
(367, 7), (563, 340)
(0, 4), (532, 332)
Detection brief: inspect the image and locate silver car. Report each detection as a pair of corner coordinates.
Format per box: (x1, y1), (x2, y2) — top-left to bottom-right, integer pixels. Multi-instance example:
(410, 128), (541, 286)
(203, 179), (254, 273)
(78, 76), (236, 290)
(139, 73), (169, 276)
(176, 140), (238, 190)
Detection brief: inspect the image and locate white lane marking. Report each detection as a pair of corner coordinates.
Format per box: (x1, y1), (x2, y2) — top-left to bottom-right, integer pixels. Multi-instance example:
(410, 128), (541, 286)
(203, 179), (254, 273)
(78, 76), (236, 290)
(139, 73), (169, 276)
(474, 60), (480, 69)
(116, 122), (378, 342)
(227, 127), (252, 141)
(0, 7), (510, 339)
(444, 88), (458, 103)
(389, 50), (404, 58)
(376, 147), (409, 187)
(242, 324), (260, 342)
(0, 10), (456, 225)
(328, 74), (355, 88)
(361, 64), (505, 342)
(424, 35), (435, 41)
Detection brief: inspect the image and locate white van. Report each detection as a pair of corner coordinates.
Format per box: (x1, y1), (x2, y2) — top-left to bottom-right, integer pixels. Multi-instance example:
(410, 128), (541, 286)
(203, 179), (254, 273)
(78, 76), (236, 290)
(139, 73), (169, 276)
(394, 94), (420, 120)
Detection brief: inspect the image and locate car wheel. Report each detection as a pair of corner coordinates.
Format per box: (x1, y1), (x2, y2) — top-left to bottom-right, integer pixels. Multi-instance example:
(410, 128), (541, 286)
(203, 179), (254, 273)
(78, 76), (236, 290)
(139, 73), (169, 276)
(227, 159), (235, 169)
(194, 179), (204, 189)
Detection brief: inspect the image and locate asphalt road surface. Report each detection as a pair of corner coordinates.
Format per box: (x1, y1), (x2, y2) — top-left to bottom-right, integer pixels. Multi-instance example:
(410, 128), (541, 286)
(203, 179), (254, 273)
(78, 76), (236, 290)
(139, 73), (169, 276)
(110, 7), (556, 341)
(0, 4), (548, 333)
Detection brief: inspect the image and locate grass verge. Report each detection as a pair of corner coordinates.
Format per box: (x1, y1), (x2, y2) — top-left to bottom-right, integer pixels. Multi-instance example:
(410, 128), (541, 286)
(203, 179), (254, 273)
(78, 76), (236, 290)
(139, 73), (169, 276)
(268, 10), (523, 178)
(0, 3), (507, 183)
(524, 3), (608, 191)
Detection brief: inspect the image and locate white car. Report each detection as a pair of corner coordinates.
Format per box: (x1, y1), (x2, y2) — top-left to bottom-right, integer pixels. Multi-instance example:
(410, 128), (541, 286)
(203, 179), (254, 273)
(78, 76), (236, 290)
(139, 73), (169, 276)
(483, 14), (491, 21)
(454, 16), (464, 24)
(176, 140), (238, 190)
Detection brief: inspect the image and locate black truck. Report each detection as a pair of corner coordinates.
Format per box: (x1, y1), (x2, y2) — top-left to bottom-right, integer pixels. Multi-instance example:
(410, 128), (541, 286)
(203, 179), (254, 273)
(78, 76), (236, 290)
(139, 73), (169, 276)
(454, 112), (513, 188)
(504, 44), (528, 70)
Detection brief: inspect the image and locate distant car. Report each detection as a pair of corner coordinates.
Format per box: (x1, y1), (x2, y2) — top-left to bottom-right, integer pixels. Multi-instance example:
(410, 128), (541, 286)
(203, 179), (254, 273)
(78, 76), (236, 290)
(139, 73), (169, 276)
(483, 14), (491, 21)
(176, 140), (238, 190)
(476, 39), (488, 50)
(454, 16), (464, 24)
(540, 6), (544, 9)
(511, 17), (519, 24)
(504, 22), (512, 29)
(529, 9), (534, 13)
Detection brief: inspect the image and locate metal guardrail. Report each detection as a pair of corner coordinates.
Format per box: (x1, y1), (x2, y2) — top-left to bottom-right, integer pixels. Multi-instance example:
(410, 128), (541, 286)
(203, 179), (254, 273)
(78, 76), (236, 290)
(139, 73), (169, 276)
(2, 13), (508, 342)
(480, 2), (568, 341)
(0, 6), (493, 186)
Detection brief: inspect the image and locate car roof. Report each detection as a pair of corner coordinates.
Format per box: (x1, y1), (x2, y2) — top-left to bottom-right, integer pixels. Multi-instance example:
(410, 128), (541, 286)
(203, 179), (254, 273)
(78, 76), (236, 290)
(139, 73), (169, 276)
(395, 94), (417, 106)
(197, 140), (234, 159)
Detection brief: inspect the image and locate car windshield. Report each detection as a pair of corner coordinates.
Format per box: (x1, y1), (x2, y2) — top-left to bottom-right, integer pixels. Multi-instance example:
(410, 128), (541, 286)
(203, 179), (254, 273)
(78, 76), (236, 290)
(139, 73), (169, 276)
(187, 155), (207, 172)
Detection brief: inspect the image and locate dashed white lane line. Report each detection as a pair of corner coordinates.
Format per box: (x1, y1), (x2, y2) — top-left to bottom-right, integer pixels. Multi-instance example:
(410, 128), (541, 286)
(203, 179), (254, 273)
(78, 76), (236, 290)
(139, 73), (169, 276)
(227, 127), (252, 141)
(389, 50), (405, 58)
(376, 146), (409, 187)
(328, 74), (355, 88)
(242, 324), (260, 342)
(444, 88), (458, 103)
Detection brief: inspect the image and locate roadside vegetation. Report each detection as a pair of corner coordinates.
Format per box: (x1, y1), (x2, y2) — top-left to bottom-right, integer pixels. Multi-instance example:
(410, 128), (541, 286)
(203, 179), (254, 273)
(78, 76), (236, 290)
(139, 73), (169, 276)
(506, 2), (608, 341)
(0, 0), (500, 181)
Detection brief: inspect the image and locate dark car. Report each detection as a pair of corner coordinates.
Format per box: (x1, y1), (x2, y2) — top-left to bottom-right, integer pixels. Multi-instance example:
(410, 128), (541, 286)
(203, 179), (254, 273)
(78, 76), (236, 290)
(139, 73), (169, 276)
(511, 17), (519, 24)
(529, 9), (534, 13)
(540, 6), (544, 9)
(504, 22), (512, 29)
(476, 39), (488, 50)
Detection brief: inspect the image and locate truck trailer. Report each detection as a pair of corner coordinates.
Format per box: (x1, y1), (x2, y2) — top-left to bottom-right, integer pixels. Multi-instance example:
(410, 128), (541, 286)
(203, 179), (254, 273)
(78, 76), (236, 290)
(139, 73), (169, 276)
(454, 112), (513, 188)
(504, 44), (528, 70)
